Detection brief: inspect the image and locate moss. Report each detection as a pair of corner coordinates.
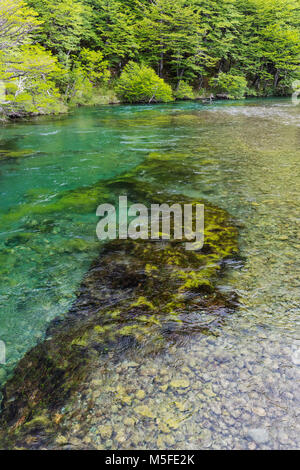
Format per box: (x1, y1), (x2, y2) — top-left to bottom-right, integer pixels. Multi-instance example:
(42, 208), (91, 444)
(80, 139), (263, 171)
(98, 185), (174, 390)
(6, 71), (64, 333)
(23, 414), (51, 430)
(145, 264), (159, 275)
(0, 149), (34, 161)
(130, 296), (156, 310)
(118, 325), (137, 336)
(137, 315), (161, 326)
(1, 182), (111, 227)
(58, 238), (98, 254)
(70, 332), (90, 347)
(4, 232), (33, 247)
(94, 325), (106, 334)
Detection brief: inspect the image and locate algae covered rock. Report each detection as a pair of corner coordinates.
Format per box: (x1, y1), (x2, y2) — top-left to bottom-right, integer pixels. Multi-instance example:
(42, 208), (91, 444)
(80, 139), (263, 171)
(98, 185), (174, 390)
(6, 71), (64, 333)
(134, 405), (155, 419)
(170, 379), (190, 389)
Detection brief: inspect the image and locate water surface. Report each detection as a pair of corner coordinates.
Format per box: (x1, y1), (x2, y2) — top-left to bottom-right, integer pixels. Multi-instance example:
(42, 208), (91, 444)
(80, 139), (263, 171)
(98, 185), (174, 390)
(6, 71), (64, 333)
(0, 99), (299, 449)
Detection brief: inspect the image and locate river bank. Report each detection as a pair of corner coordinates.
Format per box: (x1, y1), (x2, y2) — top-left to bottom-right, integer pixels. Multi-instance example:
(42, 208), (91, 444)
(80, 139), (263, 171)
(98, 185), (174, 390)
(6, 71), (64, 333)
(1, 89), (292, 124)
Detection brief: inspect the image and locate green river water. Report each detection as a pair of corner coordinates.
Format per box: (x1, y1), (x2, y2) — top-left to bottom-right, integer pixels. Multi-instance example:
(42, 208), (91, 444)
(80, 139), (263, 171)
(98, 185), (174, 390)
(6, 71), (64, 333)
(0, 99), (299, 449)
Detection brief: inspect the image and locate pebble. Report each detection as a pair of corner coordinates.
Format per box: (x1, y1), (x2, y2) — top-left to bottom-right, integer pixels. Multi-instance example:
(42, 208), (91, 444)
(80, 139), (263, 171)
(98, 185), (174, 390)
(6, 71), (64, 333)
(123, 417), (135, 426)
(164, 417), (180, 430)
(136, 390), (146, 400)
(247, 428), (270, 444)
(55, 435), (68, 446)
(116, 432), (126, 444)
(170, 379), (190, 389)
(134, 405), (154, 418)
(199, 429), (212, 442)
(252, 407), (267, 417)
(98, 424), (113, 439)
(291, 349), (300, 365)
(231, 408), (241, 419)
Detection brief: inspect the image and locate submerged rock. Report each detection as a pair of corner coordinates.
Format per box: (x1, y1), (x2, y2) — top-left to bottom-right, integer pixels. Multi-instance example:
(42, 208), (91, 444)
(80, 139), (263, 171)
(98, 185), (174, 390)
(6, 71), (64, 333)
(170, 379), (190, 389)
(98, 425), (113, 439)
(134, 406), (154, 419)
(247, 428), (270, 445)
(291, 349), (300, 366)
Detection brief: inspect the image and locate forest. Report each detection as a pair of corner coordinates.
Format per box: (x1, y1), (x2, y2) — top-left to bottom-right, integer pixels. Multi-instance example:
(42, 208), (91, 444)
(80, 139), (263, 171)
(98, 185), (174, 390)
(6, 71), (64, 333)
(0, 0), (299, 453)
(0, 0), (300, 118)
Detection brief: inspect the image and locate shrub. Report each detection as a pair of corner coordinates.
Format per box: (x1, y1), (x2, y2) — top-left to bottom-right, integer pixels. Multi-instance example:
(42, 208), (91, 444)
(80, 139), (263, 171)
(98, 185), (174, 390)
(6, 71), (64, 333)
(116, 62), (173, 104)
(275, 77), (300, 96)
(211, 72), (248, 99)
(174, 81), (194, 100)
(2, 78), (65, 117)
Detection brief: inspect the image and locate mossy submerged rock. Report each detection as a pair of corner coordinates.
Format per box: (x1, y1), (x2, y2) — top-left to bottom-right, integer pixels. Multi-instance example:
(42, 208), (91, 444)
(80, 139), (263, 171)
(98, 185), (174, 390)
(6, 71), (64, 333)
(0, 149), (34, 161)
(0, 152), (239, 449)
(170, 379), (190, 389)
(134, 405), (155, 419)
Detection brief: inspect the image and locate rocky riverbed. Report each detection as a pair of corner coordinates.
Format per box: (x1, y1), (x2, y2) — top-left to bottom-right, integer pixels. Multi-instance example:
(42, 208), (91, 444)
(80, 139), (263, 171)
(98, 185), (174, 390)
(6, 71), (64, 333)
(1, 101), (299, 450)
(0, 155), (239, 449)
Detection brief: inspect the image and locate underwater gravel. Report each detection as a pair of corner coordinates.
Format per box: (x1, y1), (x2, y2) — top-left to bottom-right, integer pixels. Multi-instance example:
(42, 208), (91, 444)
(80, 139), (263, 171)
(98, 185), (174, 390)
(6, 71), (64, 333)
(54, 327), (299, 450)
(1, 100), (299, 450)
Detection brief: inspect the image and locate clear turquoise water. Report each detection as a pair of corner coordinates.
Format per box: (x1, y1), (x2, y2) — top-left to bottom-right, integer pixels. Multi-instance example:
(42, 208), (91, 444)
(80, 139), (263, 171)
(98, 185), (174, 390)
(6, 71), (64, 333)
(0, 99), (299, 448)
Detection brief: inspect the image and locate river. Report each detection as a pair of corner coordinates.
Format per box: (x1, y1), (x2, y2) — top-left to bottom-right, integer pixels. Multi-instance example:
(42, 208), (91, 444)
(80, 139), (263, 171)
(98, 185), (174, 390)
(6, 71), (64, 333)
(0, 98), (299, 449)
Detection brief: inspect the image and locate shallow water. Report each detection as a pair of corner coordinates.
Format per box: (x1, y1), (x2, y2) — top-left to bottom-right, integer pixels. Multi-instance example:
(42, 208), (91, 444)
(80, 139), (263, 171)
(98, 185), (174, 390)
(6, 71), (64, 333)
(0, 99), (299, 449)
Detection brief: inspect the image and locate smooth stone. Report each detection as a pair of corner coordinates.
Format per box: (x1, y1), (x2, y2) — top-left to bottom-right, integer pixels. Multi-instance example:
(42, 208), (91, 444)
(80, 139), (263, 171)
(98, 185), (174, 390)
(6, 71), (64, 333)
(123, 417), (135, 426)
(199, 429), (212, 443)
(134, 405), (154, 418)
(170, 379), (190, 389)
(164, 417), (180, 430)
(55, 435), (68, 446)
(252, 407), (267, 417)
(136, 390), (146, 400)
(98, 424), (113, 439)
(247, 428), (270, 444)
(291, 349), (300, 365)
(116, 432), (126, 443)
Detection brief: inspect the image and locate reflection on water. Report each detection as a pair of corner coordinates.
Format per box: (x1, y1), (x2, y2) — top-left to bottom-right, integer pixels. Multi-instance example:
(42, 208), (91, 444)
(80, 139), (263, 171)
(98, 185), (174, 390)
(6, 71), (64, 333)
(0, 99), (299, 449)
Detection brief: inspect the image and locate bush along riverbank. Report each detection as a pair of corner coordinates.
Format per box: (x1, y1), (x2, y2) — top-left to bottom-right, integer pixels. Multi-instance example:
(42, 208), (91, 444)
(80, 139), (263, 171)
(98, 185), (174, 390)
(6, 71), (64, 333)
(0, 148), (239, 449)
(1, 0), (300, 121)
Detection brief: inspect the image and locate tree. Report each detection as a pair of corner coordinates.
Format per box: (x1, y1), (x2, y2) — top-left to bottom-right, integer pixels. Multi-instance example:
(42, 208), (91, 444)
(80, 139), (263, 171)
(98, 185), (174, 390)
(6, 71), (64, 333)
(82, 0), (139, 70)
(62, 49), (110, 104)
(26, 0), (93, 63)
(0, 0), (41, 50)
(234, 0), (300, 94)
(2, 0), (300, 117)
(137, 0), (204, 84)
(136, 0), (241, 88)
(210, 72), (248, 98)
(0, 1), (63, 117)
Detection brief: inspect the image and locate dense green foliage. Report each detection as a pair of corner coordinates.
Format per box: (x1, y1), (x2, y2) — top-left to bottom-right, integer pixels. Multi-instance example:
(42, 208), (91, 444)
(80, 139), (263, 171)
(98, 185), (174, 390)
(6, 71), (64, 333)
(174, 81), (195, 100)
(1, 0), (299, 117)
(211, 73), (248, 99)
(116, 62), (173, 103)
